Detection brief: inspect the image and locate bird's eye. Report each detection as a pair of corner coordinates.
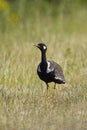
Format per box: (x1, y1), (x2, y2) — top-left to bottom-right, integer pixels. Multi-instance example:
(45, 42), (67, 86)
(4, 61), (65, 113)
(43, 46), (46, 50)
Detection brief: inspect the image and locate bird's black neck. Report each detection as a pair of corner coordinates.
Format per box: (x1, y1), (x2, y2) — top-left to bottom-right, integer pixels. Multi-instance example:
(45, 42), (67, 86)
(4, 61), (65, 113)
(40, 51), (47, 72)
(41, 50), (47, 64)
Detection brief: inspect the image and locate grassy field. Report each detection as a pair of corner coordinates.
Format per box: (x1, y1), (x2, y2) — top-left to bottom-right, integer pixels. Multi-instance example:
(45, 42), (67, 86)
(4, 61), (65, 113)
(0, 1), (87, 130)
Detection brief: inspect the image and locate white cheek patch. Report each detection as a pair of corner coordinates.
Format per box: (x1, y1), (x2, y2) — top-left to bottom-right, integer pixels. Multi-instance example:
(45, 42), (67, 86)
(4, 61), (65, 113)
(43, 46), (46, 50)
(46, 61), (54, 73)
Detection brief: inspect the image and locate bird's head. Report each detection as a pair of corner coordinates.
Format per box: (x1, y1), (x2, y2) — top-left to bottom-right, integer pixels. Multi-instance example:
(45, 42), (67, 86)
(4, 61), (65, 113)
(34, 43), (47, 52)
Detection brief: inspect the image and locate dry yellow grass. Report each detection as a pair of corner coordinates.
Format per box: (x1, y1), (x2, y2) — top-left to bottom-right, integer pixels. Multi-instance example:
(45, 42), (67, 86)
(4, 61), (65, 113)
(0, 27), (87, 129)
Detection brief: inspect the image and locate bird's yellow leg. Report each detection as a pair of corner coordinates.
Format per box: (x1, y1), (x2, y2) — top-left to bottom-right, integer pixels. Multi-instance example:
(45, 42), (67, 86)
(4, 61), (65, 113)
(44, 83), (50, 99)
(53, 83), (57, 98)
(44, 83), (49, 97)
(46, 83), (49, 97)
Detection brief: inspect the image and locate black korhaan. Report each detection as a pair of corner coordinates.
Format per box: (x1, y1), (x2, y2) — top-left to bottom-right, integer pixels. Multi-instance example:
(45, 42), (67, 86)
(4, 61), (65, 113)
(34, 43), (65, 95)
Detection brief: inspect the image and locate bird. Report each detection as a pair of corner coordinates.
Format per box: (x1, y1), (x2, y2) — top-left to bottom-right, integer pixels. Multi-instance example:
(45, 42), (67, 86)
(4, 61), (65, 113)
(34, 43), (65, 97)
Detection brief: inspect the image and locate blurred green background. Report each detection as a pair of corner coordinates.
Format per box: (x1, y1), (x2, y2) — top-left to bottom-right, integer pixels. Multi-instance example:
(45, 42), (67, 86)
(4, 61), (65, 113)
(0, 0), (87, 34)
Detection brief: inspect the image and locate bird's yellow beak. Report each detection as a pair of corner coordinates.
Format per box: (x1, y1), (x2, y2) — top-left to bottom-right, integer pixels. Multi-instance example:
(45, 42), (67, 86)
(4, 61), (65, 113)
(33, 44), (40, 48)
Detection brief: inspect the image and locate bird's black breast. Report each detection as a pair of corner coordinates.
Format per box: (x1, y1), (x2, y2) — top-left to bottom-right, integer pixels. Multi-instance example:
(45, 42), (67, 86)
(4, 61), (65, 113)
(37, 70), (54, 83)
(37, 61), (55, 83)
(37, 61), (65, 84)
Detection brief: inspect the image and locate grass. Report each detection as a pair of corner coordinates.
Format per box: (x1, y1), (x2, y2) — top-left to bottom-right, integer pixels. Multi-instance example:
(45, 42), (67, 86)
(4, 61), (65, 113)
(0, 2), (87, 130)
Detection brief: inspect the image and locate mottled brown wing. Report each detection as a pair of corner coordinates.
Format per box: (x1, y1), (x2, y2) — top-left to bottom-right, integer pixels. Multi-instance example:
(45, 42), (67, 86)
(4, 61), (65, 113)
(49, 60), (65, 83)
